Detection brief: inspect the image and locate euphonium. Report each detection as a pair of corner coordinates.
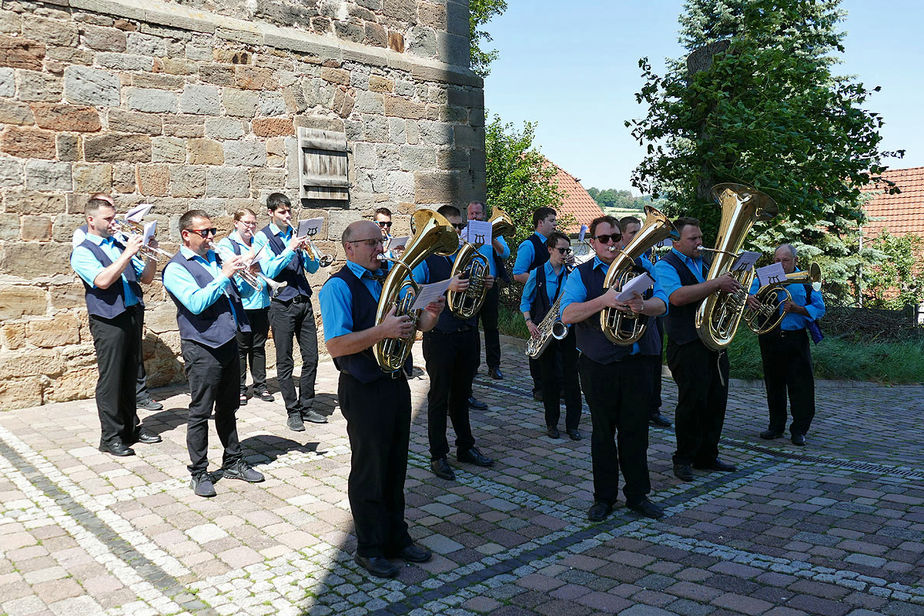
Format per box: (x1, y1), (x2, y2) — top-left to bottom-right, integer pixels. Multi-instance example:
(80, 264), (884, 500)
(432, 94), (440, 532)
(744, 263), (821, 334)
(694, 183), (778, 350)
(373, 209), (459, 373)
(447, 207), (515, 319)
(600, 206), (678, 345)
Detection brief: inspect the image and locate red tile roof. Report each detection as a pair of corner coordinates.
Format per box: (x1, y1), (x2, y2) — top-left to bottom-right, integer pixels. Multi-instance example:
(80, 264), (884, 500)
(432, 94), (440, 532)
(862, 166), (924, 239)
(546, 159), (605, 234)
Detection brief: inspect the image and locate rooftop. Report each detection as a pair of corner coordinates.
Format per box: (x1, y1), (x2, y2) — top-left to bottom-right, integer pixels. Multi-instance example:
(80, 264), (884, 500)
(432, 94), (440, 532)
(862, 166), (924, 239)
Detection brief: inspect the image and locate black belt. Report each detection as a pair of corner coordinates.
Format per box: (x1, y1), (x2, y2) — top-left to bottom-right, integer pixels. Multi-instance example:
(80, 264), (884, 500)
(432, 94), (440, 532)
(431, 326), (475, 334)
(765, 328), (806, 338)
(273, 294), (310, 305)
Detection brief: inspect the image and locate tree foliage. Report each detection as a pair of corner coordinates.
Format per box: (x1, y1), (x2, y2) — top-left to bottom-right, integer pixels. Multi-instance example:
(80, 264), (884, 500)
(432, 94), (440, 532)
(863, 231), (924, 311)
(586, 188), (668, 214)
(469, 0), (507, 77)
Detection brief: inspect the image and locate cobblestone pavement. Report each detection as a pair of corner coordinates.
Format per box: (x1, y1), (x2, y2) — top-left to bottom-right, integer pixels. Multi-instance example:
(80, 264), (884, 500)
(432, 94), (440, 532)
(1, 334), (922, 616)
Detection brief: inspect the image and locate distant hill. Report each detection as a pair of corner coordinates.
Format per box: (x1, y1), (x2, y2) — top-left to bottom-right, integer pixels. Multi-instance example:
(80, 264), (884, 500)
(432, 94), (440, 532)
(586, 188), (665, 215)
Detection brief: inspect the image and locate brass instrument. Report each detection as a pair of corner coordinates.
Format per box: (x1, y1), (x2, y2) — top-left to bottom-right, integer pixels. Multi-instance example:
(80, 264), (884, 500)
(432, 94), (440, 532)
(111, 219), (172, 262)
(600, 206), (678, 345)
(525, 274), (571, 359)
(694, 183), (778, 350)
(447, 207), (515, 319)
(373, 209), (459, 373)
(291, 205), (335, 267)
(216, 245), (288, 298)
(744, 263), (822, 334)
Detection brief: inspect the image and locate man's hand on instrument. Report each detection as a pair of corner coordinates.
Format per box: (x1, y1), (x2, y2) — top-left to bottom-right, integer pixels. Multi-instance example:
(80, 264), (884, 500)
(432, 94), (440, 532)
(527, 320), (540, 340)
(221, 255), (246, 279)
(484, 274), (495, 290)
(623, 291), (645, 314)
(424, 296), (445, 317)
(448, 275), (469, 293)
(746, 294), (761, 310)
(380, 305), (415, 339)
(123, 233), (144, 257)
(286, 234), (305, 252)
(713, 272), (741, 294)
(781, 299), (806, 315)
(599, 287), (624, 309)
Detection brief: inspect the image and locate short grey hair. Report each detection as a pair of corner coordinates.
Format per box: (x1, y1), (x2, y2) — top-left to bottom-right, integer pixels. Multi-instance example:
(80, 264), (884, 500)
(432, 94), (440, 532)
(776, 243), (797, 259)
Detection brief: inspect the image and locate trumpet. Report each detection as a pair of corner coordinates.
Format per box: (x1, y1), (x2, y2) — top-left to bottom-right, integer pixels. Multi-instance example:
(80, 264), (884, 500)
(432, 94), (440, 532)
(110, 219), (172, 262)
(216, 245), (288, 298)
(300, 235), (335, 267)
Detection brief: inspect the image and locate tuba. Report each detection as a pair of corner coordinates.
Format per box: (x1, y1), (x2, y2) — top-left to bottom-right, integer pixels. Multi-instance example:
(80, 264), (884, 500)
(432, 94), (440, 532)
(447, 207), (515, 319)
(373, 209), (459, 373)
(600, 206), (678, 345)
(694, 183), (778, 350)
(744, 263), (821, 334)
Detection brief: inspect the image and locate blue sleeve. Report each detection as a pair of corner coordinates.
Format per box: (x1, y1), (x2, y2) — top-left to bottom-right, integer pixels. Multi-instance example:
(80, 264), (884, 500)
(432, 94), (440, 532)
(70, 245), (104, 287)
(411, 261), (430, 285)
(651, 278), (669, 316)
(318, 278), (354, 342)
(301, 250), (319, 275)
(253, 232), (298, 279)
(639, 255), (654, 274)
(749, 276), (760, 295)
(559, 268), (588, 319)
(163, 261), (232, 315)
(806, 286), (825, 321)
(512, 240), (535, 276)
(654, 259), (683, 304)
(495, 236), (510, 259)
(519, 269), (538, 313)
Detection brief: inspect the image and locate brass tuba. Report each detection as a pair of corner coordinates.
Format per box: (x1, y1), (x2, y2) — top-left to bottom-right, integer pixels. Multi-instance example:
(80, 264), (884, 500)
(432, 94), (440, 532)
(694, 183), (778, 350)
(447, 207), (515, 319)
(744, 262), (821, 334)
(600, 206), (678, 345)
(373, 209), (459, 373)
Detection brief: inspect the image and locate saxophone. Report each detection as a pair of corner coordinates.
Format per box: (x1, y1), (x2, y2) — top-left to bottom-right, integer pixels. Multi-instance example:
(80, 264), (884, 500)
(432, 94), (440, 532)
(524, 291), (569, 359)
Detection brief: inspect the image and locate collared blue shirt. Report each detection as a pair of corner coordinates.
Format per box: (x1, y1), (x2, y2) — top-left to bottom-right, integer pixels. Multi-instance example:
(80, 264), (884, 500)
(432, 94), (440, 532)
(252, 223), (320, 279)
(520, 261), (569, 313)
(163, 246), (239, 324)
(477, 236), (510, 277)
(748, 268), (826, 331)
(513, 231), (549, 276)
(318, 260), (388, 342)
(654, 248), (706, 301)
(411, 252), (458, 285)
(70, 233), (144, 306)
(215, 232), (270, 310)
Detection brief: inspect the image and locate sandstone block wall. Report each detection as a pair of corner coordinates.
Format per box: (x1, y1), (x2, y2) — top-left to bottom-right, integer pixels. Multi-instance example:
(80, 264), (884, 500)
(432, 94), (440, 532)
(0, 0), (484, 409)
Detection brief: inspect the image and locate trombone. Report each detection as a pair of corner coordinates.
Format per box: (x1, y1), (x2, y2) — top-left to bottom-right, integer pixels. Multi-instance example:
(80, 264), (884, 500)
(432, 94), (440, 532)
(110, 219), (172, 262)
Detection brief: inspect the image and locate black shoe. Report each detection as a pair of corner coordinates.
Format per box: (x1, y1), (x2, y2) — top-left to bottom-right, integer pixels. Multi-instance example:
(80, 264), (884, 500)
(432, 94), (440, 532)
(355, 555), (400, 579)
(488, 367), (503, 380)
(136, 397), (163, 411)
(397, 543), (432, 563)
(567, 429), (582, 441)
(255, 389), (275, 402)
(673, 463), (693, 481)
(287, 414), (305, 432)
(468, 397), (488, 410)
(430, 457), (455, 480)
(99, 439), (135, 457)
(190, 473), (216, 497)
(222, 459), (265, 483)
(546, 426), (561, 439)
(760, 429), (783, 440)
(301, 409), (329, 424)
(457, 446), (493, 467)
(693, 458), (737, 472)
(587, 501), (613, 522)
(649, 413), (672, 428)
(532, 390), (543, 402)
(132, 428), (162, 444)
(239, 393), (248, 406)
(627, 497), (665, 519)
(791, 433), (806, 446)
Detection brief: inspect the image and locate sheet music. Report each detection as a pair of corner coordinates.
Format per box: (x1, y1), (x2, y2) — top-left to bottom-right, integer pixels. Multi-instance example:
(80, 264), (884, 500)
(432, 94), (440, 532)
(388, 236), (409, 252)
(757, 262), (786, 287)
(297, 217), (323, 238)
(730, 251), (760, 272)
(463, 220), (491, 246)
(142, 221), (156, 245)
(578, 224), (588, 242)
(126, 203), (152, 222)
(410, 278), (452, 311)
(615, 273), (654, 301)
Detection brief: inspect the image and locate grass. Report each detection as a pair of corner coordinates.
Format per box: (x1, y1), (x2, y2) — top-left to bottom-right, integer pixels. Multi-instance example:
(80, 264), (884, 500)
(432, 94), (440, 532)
(498, 304), (924, 385)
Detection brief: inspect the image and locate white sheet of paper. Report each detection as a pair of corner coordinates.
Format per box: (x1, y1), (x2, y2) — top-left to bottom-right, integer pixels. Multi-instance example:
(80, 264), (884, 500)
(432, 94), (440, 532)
(731, 251), (760, 272)
(657, 237), (673, 249)
(464, 220), (492, 246)
(578, 224), (588, 242)
(388, 236), (409, 251)
(297, 217), (324, 237)
(126, 203), (152, 222)
(142, 220), (156, 244)
(245, 243), (265, 266)
(615, 273), (654, 301)
(757, 262), (787, 287)
(410, 278), (452, 311)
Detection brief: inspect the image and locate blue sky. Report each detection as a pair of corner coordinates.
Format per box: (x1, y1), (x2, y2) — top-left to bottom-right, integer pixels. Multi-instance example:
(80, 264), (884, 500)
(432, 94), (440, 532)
(482, 0), (924, 191)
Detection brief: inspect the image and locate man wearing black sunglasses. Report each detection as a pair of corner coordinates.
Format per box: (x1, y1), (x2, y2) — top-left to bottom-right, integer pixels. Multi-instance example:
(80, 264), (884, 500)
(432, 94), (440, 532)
(561, 215), (668, 521)
(374, 207), (393, 241)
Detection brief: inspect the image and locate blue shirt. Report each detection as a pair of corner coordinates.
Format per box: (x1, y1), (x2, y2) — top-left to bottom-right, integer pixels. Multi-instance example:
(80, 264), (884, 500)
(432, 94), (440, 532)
(163, 246), (238, 324)
(252, 223), (320, 279)
(319, 261), (388, 342)
(411, 253), (458, 285)
(513, 232), (549, 276)
(477, 236), (510, 277)
(70, 233), (145, 307)
(215, 233), (270, 310)
(748, 269), (826, 331)
(654, 248), (706, 301)
(520, 261), (569, 313)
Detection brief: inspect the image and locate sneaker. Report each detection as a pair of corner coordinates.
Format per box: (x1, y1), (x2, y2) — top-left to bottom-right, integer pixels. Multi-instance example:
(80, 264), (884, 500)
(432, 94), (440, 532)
(287, 414), (305, 432)
(222, 459), (264, 483)
(255, 389), (275, 402)
(190, 473), (216, 497)
(301, 409), (328, 424)
(137, 397), (163, 411)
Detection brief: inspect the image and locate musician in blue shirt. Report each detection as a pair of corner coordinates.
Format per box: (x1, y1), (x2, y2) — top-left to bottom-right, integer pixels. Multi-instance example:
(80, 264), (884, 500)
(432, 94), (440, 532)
(748, 244), (826, 446)
(467, 201), (510, 383)
(216, 208), (274, 407)
(252, 193), (327, 432)
(71, 198), (160, 457)
(520, 231), (582, 441)
(561, 215), (668, 521)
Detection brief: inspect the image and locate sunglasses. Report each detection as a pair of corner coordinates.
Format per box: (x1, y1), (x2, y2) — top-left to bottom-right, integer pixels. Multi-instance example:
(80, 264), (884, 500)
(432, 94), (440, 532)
(376, 221), (393, 228)
(348, 238), (385, 247)
(594, 233), (622, 244)
(555, 247), (573, 255)
(452, 223), (466, 230)
(186, 227), (218, 238)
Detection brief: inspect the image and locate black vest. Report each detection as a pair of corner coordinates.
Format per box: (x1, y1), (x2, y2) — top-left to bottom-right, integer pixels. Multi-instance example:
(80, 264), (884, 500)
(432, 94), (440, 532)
(660, 251), (708, 346)
(574, 258), (661, 364)
(163, 251), (250, 348)
(259, 225), (312, 302)
(527, 233), (549, 271)
(422, 254), (477, 333)
(77, 238), (143, 319)
(530, 265), (564, 324)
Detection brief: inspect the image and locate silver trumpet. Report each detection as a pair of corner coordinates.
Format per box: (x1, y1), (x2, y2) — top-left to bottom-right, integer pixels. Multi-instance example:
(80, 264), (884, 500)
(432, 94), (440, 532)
(217, 246), (288, 298)
(110, 219), (172, 262)
(301, 235), (335, 267)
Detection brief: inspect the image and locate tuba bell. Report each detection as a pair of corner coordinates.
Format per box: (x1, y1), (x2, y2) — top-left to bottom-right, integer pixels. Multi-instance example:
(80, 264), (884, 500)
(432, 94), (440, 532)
(447, 207), (515, 319)
(694, 183), (778, 351)
(744, 262), (821, 335)
(373, 209), (459, 373)
(600, 206), (678, 345)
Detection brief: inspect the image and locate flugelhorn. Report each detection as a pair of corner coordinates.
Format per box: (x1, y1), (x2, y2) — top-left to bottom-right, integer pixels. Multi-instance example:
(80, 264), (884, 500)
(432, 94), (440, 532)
(744, 263), (821, 334)
(111, 219), (172, 262)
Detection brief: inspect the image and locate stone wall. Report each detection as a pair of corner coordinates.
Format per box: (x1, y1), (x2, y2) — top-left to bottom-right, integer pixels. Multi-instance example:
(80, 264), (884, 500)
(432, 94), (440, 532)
(0, 0), (484, 409)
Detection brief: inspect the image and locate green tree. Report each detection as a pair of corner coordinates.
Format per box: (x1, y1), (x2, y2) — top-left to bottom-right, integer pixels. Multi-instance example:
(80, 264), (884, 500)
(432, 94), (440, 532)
(469, 0), (508, 77)
(864, 231), (924, 310)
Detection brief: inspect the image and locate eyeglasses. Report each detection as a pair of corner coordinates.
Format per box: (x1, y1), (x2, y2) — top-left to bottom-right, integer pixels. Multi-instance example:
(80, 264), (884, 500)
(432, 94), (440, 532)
(239, 220), (257, 227)
(451, 223), (466, 230)
(348, 238), (385, 247)
(594, 233), (622, 244)
(555, 247), (573, 255)
(376, 221), (393, 228)
(186, 227), (218, 238)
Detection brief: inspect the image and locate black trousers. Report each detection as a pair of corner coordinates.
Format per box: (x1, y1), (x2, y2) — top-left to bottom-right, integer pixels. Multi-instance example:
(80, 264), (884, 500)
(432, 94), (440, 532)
(339, 372), (412, 558)
(667, 340), (729, 466)
(422, 328), (478, 460)
(136, 308), (150, 399)
(238, 307), (270, 393)
(269, 296), (318, 414)
(579, 354), (652, 505)
(758, 328), (815, 435)
(181, 339), (242, 476)
(88, 306), (142, 444)
(475, 284), (501, 370)
(539, 329), (582, 431)
(649, 317), (665, 417)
